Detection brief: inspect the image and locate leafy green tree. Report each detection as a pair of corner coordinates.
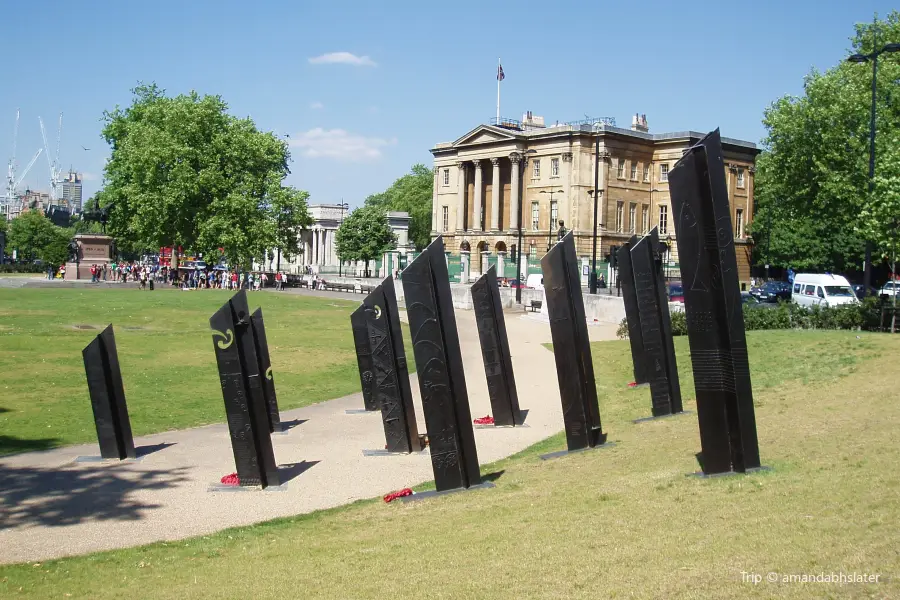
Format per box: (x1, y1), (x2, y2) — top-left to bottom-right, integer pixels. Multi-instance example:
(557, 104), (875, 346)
(364, 164), (433, 250)
(100, 83), (311, 267)
(752, 12), (900, 273)
(7, 210), (69, 265)
(335, 206), (396, 277)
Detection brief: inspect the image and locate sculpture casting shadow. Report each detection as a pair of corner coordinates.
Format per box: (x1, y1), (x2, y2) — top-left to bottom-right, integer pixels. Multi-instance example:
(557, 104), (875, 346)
(0, 462), (190, 530)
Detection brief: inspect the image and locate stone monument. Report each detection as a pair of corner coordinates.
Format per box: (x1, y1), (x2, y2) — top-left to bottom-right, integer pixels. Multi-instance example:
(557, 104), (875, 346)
(630, 228), (683, 418)
(350, 277), (423, 453)
(210, 290), (280, 488)
(65, 234), (114, 280)
(540, 232), (608, 452)
(471, 266), (523, 426)
(402, 236), (482, 491)
(668, 129), (761, 475)
(82, 325), (135, 460)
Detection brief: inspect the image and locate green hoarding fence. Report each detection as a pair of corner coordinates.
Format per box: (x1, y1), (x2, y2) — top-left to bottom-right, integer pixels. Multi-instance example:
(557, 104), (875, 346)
(447, 254), (462, 282)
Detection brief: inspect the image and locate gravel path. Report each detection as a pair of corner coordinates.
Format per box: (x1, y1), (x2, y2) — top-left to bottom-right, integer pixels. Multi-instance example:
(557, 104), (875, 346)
(0, 307), (617, 564)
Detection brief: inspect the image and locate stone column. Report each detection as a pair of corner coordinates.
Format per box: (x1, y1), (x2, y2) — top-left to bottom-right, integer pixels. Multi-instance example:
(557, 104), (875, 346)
(490, 158), (501, 231)
(497, 251), (506, 278)
(509, 153), (521, 231)
(472, 160), (484, 231)
(456, 161), (466, 231)
(314, 230), (320, 265)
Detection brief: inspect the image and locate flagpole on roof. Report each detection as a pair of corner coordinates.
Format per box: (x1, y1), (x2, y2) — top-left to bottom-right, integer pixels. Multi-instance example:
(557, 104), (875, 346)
(496, 57), (501, 122)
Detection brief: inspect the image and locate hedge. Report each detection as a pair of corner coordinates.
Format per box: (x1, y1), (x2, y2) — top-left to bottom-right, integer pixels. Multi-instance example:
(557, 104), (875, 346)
(617, 297), (887, 339)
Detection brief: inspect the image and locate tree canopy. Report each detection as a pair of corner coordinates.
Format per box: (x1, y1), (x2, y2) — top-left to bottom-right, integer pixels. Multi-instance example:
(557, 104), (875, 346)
(7, 210), (70, 265)
(100, 83), (311, 266)
(334, 205), (396, 273)
(751, 12), (900, 273)
(364, 164), (433, 250)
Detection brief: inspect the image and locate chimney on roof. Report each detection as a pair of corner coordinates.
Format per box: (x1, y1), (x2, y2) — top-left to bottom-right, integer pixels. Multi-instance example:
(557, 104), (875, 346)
(631, 113), (649, 133)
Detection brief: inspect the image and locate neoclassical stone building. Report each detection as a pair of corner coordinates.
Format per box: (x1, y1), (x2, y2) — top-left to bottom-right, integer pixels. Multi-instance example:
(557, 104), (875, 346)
(430, 114), (759, 285)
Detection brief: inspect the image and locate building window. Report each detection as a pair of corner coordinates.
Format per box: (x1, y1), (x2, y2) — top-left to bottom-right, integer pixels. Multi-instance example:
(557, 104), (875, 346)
(443, 169), (450, 186)
(533, 160), (541, 179)
(642, 204), (649, 234)
(643, 164), (650, 182)
(660, 163), (669, 182)
(551, 157), (560, 177)
(629, 203), (637, 234)
(442, 206), (449, 232)
(617, 158), (625, 179)
(736, 208), (744, 238)
(532, 201), (540, 231)
(630, 162), (638, 181)
(615, 201), (624, 233)
(658, 204), (668, 234)
(550, 201), (559, 231)
(737, 168), (745, 188)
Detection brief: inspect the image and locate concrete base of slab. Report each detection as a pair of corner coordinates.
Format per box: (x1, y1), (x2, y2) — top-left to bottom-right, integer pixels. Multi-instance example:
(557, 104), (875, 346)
(73, 455), (144, 464)
(399, 481), (496, 503)
(632, 410), (693, 424)
(361, 449), (429, 457)
(688, 465), (771, 479)
(539, 442), (618, 461)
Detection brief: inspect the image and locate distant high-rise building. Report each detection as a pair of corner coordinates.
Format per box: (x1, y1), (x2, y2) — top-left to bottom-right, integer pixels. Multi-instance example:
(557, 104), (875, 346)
(60, 169), (83, 212)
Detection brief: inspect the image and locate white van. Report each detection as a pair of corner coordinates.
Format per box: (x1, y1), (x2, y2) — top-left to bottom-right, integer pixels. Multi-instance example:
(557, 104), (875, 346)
(526, 274), (544, 290)
(791, 274), (859, 308)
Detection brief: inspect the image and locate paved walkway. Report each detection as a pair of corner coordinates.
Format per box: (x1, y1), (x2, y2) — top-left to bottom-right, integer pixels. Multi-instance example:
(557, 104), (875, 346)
(0, 306), (617, 564)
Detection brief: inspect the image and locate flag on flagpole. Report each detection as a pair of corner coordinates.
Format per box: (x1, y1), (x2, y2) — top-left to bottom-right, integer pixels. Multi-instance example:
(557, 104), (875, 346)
(497, 63), (505, 81)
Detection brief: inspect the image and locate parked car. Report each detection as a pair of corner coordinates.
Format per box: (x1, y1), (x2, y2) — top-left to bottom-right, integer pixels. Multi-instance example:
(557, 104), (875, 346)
(742, 291), (775, 309)
(750, 280), (792, 303)
(791, 273), (859, 308)
(852, 284), (879, 299)
(879, 281), (900, 298)
(668, 281), (684, 303)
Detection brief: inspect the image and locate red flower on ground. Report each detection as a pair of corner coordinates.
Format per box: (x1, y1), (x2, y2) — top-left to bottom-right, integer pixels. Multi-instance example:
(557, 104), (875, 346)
(220, 473), (240, 486)
(383, 488), (413, 503)
(473, 415), (495, 425)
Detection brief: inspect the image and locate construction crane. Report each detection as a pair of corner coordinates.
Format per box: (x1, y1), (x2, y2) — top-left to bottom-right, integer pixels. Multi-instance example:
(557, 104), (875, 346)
(3, 109), (19, 218)
(38, 113), (63, 202)
(14, 149), (42, 192)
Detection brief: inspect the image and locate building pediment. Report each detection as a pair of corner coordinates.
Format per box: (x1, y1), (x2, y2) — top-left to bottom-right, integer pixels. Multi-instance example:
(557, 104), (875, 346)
(452, 125), (520, 148)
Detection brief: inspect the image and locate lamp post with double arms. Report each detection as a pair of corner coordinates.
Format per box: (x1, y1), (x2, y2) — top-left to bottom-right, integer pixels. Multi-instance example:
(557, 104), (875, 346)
(337, 201), (349, 277)
(846, 18), (900, 297)
(540, 189), (564, 251)
(515, 150), (537, 304)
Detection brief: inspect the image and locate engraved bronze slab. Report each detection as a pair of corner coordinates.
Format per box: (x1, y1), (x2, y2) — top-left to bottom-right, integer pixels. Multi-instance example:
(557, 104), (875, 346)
(402, 236), (481, 491)
(471, 266), (523, 426)
(250, 308), (281, 433)
(617, 235), (650, 385)
(210, 290), (280, 488)
(352, 277), (422, 453)
(668, 129), (760, 475)
(540, 232), (607, 451)
(82, 325), (135, 460)
(630, 228), (683, 417)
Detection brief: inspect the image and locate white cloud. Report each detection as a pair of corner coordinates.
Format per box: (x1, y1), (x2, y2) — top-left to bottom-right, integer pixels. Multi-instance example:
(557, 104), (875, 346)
(289, 128), (396, 161)
(308, 52), (377, 67)
(82, 172), (100, 181)
(309, 101), (324, 110)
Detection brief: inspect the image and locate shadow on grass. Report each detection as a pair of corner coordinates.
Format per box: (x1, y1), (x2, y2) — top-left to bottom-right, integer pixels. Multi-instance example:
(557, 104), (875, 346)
(481, 470), (505, 483)
(0, 435), (61, 455)
(0, 464), (190, 530)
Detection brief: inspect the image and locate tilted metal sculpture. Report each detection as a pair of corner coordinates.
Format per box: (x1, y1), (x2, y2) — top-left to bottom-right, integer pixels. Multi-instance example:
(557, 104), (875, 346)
(82, 325), (135, 460)
(617, 235), (650, 386)
(250, 308), (281, 433)
(471, 266), (523, 426)
(351, 277), (423, 453)
(402, 237), (481, 491)
(541, 232), (607, 451)
(210, 290), (280, 488)
(668, 129), (761, 475)
(630, 228), (683, 417)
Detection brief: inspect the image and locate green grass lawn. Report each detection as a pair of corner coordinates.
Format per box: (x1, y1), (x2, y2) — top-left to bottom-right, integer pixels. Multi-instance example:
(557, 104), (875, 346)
(1, 330), (898, 599)
(0, 288), (397, 455)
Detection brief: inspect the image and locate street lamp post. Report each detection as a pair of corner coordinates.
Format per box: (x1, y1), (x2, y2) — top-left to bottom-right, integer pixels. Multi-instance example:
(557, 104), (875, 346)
(337, 201), (349, 277)
(540, 189), (564, 251)
(514, 150), (537, 304)
(847, 18), (900, 297)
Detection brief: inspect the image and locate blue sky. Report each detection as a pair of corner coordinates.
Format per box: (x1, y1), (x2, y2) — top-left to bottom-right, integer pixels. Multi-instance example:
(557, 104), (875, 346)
(3, 0), (896, 207)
